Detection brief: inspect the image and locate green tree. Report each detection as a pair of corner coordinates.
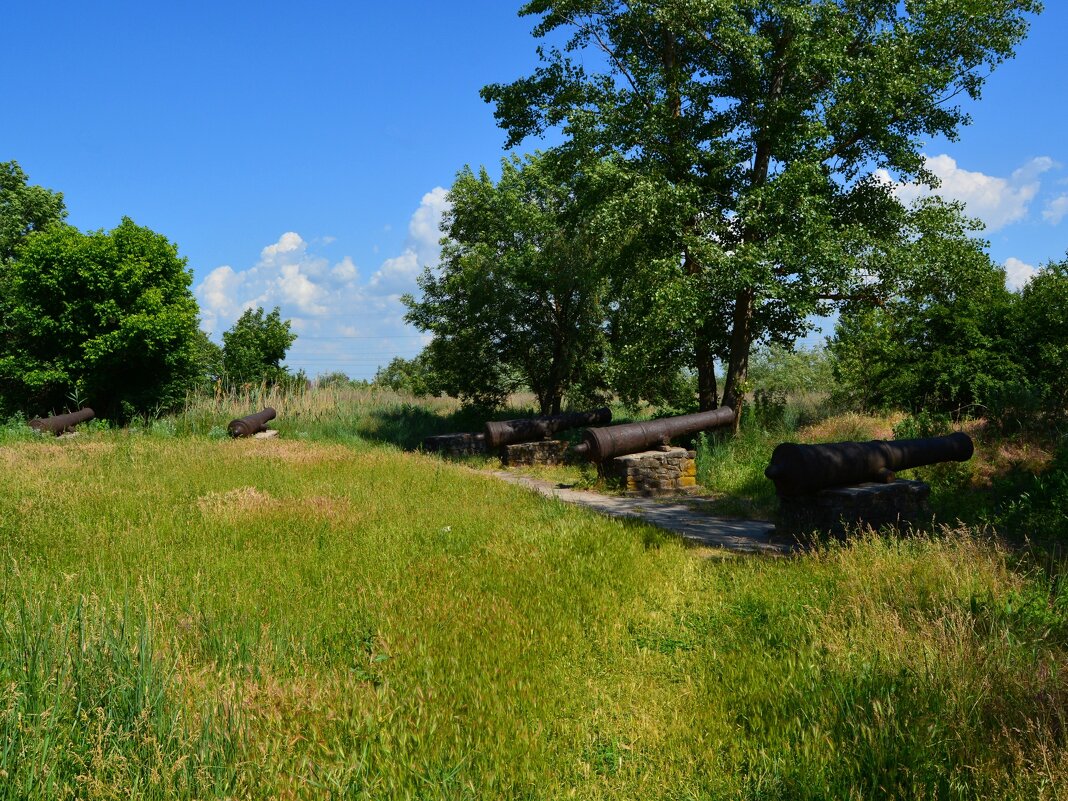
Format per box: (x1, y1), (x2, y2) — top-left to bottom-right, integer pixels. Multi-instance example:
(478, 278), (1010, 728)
(0, 218), (201, 419)
(483, 0), (1041, 424)
(316, 371), (353, 389)
(0, 161), (66, 263)
(194, 330), (224, 387)
(404, 153), (609, 414)
(221, 307), (297, 386)
(829, 203), (1022, 414)
(1013, 254), (1068, 417)
(372, 355), (436, 397)
(749, 343), (833, 398)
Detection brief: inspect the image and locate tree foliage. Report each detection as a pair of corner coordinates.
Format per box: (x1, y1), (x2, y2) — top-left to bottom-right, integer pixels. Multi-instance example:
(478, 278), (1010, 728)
(404, 153), (610, 413)
(483, 0), (1041, 420)
(221, 307), (297, 387)
(372, 355), (436, 397)
(194, 330), (224, 387)
(749, 342), (833, 398)
(829, 203), (1023, 414)
(0, 218), (201, 419)
(0, 161), (66, 263)
(1012, 254), (1068, 417)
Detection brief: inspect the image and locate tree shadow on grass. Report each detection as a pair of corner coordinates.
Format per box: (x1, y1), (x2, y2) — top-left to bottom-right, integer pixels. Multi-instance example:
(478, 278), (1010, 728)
(355, 403), (539, 451)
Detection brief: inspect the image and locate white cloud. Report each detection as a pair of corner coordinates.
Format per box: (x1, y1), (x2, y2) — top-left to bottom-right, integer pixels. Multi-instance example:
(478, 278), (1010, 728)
(261, 231), (305, 259)
(369, 250), (421, 295)
(194, 189), (449, 379)
(197, 265), (244, 326)
(1043, 194), (1068, 225)
(331, 256), (358, 282)
(368, 187), (451, 295)
(879, 154), (1057, 231)
(1004, 257), (1039, 291)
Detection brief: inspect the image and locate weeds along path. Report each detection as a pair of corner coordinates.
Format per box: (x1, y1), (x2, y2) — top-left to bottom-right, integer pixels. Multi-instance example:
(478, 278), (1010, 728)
(487, 470), (790, 554)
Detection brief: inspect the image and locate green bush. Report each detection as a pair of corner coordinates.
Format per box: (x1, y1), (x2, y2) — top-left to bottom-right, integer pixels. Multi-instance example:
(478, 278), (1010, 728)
(993, 441), (1068, 542)
(1013, 256), (1068, 420)
(220, 306), (296, 388)
(891, 410), (954, 440)
(833, 252), (1068, 429)
(373, 353), (437, 397)
(0, 218), (201, 420)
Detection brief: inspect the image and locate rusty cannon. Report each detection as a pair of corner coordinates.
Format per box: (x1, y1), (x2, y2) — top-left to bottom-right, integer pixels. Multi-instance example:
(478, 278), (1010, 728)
(29, 408), (96, 436)
(570, 407), (734, 462)
(485, 407), (612, 449)
(764, 432), (974, 497)
(227, 407), (277, 438)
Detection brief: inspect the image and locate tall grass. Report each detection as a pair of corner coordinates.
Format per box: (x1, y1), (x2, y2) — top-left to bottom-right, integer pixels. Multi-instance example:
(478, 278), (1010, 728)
(165, 384), (566, 450)
(1, 434), (1066, 797)
(694, 397), (899, 519)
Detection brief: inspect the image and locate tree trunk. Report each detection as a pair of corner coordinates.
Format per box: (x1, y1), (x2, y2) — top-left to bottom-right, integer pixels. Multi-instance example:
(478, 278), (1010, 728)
(721, 289), (755, 433)
(718, 30), (790, 431)
(695, 324), (719, 411)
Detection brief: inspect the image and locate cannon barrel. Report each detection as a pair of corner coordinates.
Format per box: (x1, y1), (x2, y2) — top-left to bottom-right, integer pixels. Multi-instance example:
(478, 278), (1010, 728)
(485, 407), (612, 449)
(227, 407), (277, 438)
(571, 407), (734, 462)
(29, 408), (95, 436)
(764, 432), (974, 496)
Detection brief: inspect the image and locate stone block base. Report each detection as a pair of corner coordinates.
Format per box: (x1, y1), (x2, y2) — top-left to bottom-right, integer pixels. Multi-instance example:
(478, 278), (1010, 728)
(421, 432), (487, 458)
(602, 447), (698, 497)
(777, 480), (931, 539)
(501, 439), (570, 467)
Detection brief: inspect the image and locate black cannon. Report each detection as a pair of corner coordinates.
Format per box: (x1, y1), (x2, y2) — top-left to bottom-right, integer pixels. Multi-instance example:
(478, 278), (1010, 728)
(29, 408), (96, 436)
(764, 432), (974, 497)
(485, 407), (612, 449)
(227, 407), (277, 438)
(571, 407), (734, 462)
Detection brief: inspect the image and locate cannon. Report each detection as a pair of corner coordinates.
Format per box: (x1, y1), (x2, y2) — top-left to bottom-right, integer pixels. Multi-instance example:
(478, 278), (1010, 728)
(29, 408), (95, 436)
(764, 432), (974, 497)
(227, 407), (277, 438)
(570, 407), (734, 462)
(485, 407), (612, 449)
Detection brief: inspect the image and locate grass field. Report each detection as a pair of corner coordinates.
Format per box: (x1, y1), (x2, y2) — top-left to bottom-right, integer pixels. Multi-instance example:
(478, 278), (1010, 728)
(1, 429), (1067, 799)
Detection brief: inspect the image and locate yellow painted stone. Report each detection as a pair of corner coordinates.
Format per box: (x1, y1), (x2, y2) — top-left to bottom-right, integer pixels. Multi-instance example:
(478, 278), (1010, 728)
(679, 476), (698, 488)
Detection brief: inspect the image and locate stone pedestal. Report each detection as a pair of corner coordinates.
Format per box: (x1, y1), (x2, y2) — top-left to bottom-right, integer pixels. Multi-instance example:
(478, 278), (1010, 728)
(501, 439), (570, 467)
(421, 432), (487, 458)
(602, 447), (698, 497)
(776, 479), (931, 539)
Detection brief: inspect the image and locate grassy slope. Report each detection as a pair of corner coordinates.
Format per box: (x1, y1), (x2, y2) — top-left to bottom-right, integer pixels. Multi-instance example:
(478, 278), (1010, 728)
(0, 433), (1066, 798)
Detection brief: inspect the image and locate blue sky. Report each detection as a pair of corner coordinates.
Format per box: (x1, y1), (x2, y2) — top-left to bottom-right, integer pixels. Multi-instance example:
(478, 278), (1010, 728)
(3, 2), (1066, 378)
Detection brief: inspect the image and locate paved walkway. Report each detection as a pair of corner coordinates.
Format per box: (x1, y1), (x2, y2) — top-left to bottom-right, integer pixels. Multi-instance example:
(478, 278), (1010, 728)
(489, 471), (793, 555)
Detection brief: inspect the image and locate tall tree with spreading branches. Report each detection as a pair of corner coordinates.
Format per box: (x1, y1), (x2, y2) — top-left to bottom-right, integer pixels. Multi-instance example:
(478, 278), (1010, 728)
(405, 152), (610, 413)
(483, 0), (1041, 426)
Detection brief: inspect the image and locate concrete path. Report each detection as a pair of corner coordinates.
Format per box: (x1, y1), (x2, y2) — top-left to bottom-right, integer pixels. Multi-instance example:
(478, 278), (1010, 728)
(489, 471), (793, 555)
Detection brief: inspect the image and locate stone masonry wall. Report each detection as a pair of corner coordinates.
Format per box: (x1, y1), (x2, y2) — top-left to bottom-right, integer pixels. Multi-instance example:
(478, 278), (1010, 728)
(776, 479), (931, 540)
(501, 440), (570, 467)
(421, 432), (487, 458)
(602, 447), (698, 497)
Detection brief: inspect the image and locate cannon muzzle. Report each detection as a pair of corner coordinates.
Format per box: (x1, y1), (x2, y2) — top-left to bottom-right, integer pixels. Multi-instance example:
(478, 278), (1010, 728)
(572, 407), (734, 462)
(227, 407), (277, 438)
(765, 432), (974, 496)
(485, 407), (612, 448)
(29, 408), (96, 436)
